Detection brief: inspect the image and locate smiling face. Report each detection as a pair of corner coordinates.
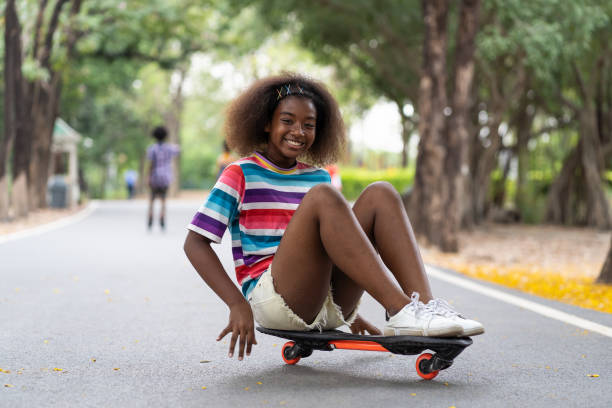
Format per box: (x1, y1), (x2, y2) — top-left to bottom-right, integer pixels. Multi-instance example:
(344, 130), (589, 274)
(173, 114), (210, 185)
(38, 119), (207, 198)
(263, 96), (317, 168)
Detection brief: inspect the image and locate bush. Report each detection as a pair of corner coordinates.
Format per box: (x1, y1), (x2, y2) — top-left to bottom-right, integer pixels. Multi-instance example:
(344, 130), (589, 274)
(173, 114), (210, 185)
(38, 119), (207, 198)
(339, 167), (414, 200)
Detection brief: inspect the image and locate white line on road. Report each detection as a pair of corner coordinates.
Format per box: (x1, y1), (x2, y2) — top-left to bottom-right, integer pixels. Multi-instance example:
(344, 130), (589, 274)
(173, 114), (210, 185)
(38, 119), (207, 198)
(427, 265), (612, 339)
(0, 201), (98, 245)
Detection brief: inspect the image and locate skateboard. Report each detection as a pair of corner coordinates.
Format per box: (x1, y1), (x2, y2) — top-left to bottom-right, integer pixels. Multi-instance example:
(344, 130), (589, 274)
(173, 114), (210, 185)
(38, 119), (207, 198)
(257, 326), (473, 380)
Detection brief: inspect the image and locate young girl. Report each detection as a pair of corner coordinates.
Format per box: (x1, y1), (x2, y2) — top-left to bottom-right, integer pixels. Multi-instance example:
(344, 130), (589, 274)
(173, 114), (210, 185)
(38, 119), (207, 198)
(184, 73), (483, 361)
(147, 126), (180, 229)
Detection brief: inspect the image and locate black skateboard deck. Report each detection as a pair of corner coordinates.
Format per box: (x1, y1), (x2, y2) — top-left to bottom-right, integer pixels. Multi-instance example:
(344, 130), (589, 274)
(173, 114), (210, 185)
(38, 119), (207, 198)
(257, 326), (473, 380)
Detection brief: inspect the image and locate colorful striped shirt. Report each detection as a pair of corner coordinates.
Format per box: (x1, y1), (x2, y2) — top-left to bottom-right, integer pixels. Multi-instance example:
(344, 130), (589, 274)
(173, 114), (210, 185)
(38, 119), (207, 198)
(188, 152), (331, 297)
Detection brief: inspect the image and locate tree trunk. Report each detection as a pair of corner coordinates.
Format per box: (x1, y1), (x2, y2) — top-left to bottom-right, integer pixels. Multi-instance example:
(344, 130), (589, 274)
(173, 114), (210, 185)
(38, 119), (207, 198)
(3, 0), (29, 218)
(440, 0), (480, 252)
(27, 75), (62, 209)
(545, 145), (580, 224)
(513, 81), (534, 219)
(165, 67), (187, 197)
(410, 0), (448, 246)
(597, 235), (612, 284)
(546, 109), (611, 228)
(396, 101), (414, 168)
(471, 115), (502, 223)
(578, 105), (611, 229)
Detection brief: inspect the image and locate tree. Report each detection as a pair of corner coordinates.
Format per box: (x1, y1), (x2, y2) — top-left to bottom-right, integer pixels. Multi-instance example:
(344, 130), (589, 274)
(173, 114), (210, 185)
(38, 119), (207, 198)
(598, 236), (612, 284)
(2, 0), (83, 217)
(1, 0), (26, 219)
(240, 0), (423, 166)
(409, 0), (481, 250)
(2, 0), (229, 210)
(439, 0), (480, 250)
(541, 1), (612, 228)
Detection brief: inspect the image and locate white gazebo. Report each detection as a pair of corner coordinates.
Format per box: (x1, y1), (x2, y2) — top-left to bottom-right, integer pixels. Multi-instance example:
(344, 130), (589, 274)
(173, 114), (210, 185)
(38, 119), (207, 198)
(49, 118), (81, 208)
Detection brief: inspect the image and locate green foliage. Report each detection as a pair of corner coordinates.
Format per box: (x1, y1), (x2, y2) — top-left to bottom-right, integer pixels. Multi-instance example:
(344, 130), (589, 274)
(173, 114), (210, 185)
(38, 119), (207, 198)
(491, 168), (551, 223)
(340, 167), (414, 201)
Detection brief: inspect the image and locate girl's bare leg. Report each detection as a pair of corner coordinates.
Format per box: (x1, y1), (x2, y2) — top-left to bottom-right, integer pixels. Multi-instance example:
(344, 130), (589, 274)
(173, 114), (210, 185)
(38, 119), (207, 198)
(271, 183), (411, 323)
(330, 182), (432, 318)
(147, 194), (154, 227)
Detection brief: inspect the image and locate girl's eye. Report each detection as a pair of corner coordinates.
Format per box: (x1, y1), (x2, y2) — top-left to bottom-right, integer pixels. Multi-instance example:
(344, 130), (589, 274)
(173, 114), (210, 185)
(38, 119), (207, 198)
(281, 119), (292, 124)
(305, 124), (315, 129)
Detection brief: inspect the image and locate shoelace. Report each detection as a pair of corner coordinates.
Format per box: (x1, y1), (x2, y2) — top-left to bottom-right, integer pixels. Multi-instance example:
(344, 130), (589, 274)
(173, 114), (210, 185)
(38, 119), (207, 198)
(387, 293), (442, 323)
(409, 292), (437, 321)
(425, 298), (461, 318)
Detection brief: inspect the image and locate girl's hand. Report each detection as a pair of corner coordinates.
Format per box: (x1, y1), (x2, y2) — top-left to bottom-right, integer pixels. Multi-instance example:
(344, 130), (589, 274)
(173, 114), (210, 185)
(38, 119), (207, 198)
(349, 314), (381, 335)
(217, 301), (257, 360)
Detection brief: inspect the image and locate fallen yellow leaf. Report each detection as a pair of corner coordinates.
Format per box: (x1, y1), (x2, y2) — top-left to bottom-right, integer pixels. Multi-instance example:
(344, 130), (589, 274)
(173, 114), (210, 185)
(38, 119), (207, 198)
(53, 368), (63, 372)
(587, 374), (600, 378)
(4, 384), (14, 388)
(201, 386), (207, 390)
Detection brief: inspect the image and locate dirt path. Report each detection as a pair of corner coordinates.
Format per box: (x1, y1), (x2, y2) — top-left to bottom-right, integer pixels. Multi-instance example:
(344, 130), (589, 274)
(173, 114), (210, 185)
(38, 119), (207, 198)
(421, 223), (610, 280)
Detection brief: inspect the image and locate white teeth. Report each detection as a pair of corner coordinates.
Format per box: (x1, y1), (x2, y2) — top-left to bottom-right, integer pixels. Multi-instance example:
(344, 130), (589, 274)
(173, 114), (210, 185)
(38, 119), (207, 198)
(285, 139), (304, 146)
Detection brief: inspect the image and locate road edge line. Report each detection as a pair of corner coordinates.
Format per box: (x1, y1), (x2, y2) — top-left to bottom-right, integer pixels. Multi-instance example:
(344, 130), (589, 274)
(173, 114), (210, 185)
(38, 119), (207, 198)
(0, 200), (99, 245)
(427, 265), (612, 339)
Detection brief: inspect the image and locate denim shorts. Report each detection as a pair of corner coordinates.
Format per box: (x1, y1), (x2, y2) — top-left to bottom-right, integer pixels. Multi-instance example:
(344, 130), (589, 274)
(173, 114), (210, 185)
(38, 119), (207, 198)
(248, 266), (360, 331)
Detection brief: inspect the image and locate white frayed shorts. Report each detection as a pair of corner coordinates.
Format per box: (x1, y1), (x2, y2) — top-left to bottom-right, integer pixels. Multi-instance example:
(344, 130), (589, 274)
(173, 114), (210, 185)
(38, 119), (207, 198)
(248, 266), (359, 331)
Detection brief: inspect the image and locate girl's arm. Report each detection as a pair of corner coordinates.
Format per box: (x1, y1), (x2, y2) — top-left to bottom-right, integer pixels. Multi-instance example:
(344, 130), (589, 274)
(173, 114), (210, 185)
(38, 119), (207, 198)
(183, 230), (256, 360)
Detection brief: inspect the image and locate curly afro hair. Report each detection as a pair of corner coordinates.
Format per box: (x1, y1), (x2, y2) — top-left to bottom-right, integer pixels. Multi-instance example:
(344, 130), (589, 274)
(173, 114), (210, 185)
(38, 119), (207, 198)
(224, 73), (346, 166)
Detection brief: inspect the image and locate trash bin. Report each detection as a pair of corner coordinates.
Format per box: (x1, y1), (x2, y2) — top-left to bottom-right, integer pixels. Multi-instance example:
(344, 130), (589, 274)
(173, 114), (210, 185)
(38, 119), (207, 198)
(48, 176), (68, 208)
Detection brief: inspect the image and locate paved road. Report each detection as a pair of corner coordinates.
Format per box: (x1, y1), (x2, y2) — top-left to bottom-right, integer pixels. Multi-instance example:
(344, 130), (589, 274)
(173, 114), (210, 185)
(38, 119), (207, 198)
(1, 200), (611, 407)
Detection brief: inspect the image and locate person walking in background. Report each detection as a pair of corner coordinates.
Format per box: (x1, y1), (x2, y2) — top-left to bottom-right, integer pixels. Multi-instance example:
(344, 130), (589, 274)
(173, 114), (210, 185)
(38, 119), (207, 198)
(124, 169), (138, 199)
(146, 126), (180, 230)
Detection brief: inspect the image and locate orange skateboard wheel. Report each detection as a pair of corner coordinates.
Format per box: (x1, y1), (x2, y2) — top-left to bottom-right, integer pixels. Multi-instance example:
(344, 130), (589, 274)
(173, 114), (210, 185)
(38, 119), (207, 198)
(281, 341), (301, 365)
(416, 353), (439, 380)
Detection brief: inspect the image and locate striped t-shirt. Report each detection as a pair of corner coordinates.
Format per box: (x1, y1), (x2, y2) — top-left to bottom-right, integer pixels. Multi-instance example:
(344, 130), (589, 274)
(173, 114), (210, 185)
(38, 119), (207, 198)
(188, 152), (331, 297)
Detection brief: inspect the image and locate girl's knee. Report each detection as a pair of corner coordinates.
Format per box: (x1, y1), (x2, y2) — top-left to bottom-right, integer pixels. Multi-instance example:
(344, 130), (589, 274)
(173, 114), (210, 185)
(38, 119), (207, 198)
(362, 181), (401, 202)
(305, 182), (347, 208)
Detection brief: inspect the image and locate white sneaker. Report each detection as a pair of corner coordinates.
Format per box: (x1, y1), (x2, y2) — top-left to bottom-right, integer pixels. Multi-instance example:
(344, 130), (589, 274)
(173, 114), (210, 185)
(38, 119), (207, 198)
(425, 298), (485, 336)
(383, 293), (463, 337)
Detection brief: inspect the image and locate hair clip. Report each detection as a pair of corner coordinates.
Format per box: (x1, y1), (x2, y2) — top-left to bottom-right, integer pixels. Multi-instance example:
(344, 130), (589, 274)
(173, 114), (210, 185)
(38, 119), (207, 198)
(276, 84), (305, 100)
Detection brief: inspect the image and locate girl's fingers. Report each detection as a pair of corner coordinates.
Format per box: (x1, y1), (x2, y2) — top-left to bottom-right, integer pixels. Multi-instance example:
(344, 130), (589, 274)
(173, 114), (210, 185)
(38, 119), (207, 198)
(228, 330), (239, 358)
(217, 326), (231, 341)
(238, 329), (247, 360)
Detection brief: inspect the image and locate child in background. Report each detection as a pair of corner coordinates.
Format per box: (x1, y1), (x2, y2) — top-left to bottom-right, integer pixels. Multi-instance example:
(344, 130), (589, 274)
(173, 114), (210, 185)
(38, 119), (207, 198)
(184, 73), (483, 360)
(146, 126), (180, 229)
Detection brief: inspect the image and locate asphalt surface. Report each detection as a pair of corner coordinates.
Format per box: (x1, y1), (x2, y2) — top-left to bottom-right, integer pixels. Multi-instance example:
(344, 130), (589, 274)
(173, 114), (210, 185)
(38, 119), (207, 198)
(1, 199), (611, 407)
